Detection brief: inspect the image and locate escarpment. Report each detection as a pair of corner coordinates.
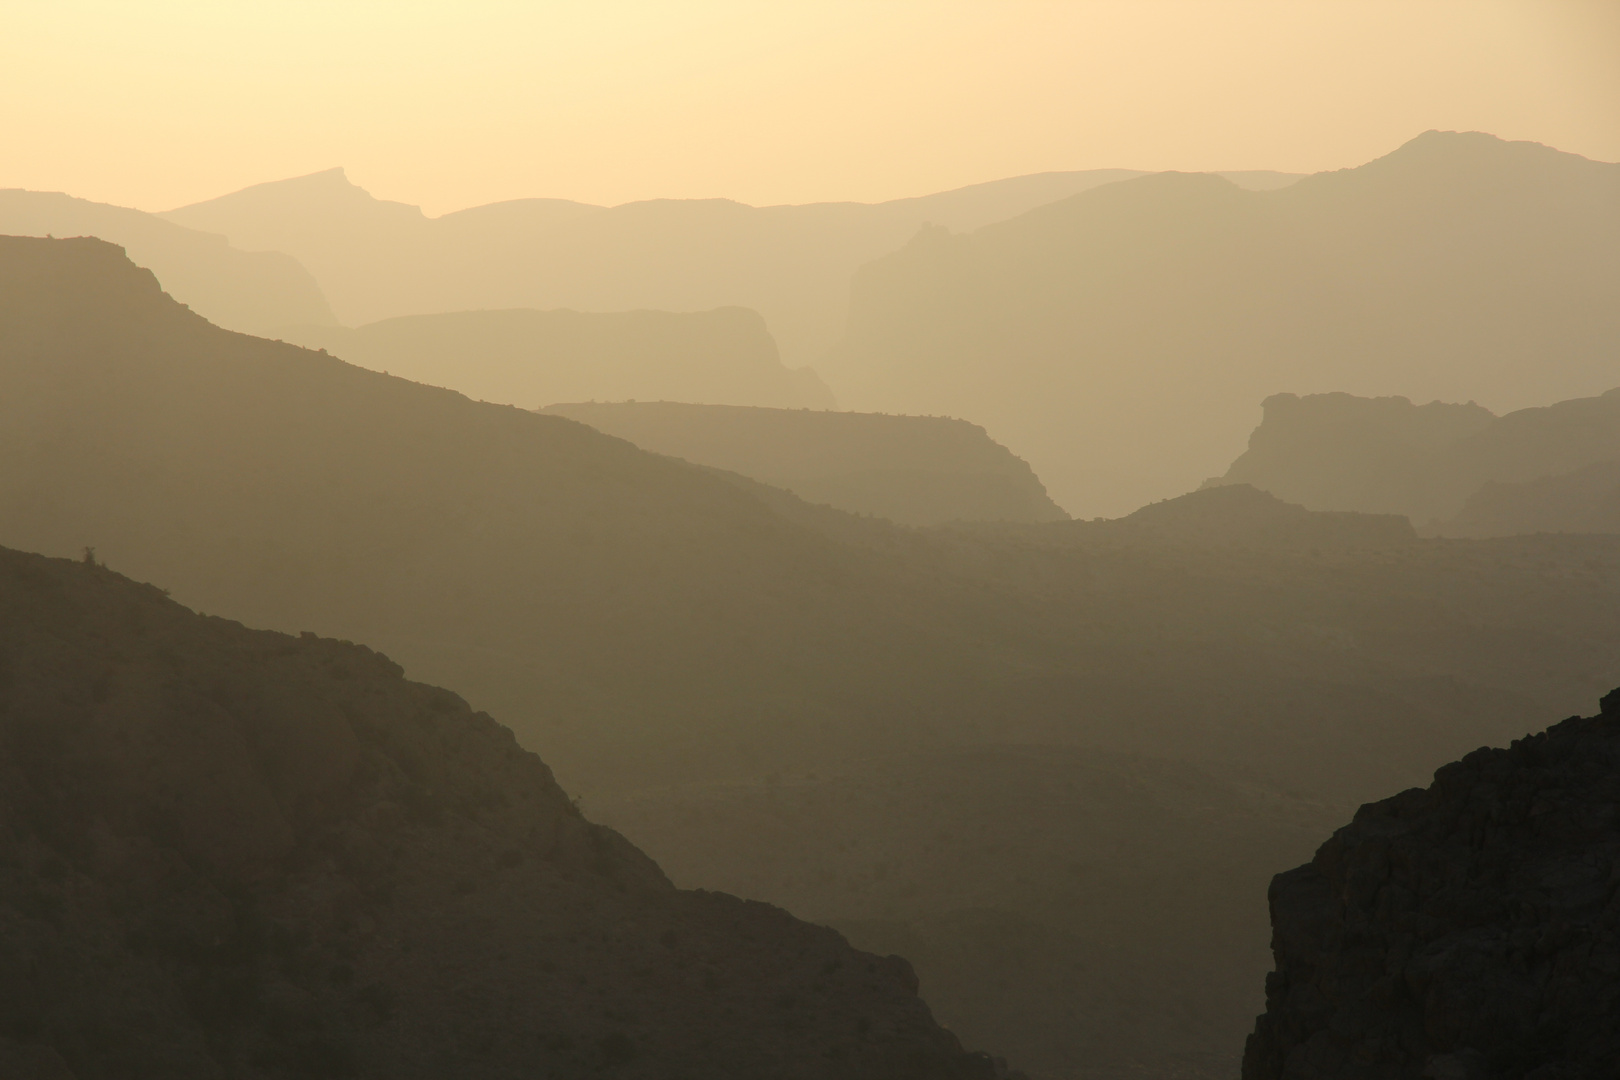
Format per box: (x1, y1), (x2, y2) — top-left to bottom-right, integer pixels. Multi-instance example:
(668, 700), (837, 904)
(0, 545), (997, 1080)
(1243, 692), (1620, 1079)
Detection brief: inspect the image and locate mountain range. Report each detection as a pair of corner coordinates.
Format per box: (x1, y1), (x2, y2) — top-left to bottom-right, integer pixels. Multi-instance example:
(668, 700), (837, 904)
(830, 131), (1620, 516)
(9, 234), (1620, 1078)
(159, 166), (1299, 370)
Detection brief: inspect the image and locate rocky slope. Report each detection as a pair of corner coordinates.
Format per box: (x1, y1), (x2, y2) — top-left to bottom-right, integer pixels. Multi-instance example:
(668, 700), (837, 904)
(0, 543), (998, 1080)
(1243, 692), (1620, 1079)
(544, 401), (1066, 525)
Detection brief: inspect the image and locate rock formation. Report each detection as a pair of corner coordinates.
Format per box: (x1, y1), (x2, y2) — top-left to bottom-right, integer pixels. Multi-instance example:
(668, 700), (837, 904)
(0, 544), (999, 1079)
(1243, 693), (1620, 1078)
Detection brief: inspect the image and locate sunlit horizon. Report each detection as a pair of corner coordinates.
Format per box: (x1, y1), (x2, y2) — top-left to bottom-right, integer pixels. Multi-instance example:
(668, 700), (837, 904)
(5, 0), (1617, 216)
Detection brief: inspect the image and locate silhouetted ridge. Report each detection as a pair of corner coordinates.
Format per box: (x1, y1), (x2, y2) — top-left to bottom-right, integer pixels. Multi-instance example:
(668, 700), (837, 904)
(544, 401), (1066, 525)
(832, 130), (1620, 516)
(0, 544), (997, 1079)
(284, 307), (834, 410)
(0, 192), (335, 335)
(1074, 484), (1415, 549)
(162, 164), (1257, 366)
(1243, 692), (1620, 1078)
(1209, 387), (1620, 533)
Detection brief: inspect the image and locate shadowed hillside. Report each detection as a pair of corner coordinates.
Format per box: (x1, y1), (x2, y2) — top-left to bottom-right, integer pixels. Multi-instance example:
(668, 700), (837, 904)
(160, 166), (1297, 371)
(544, 401), (1066, 525)
(282, 307), (834, 411)
(0, 543), (997, 1080)
(831, 132), (1620, 516)
(599, 746), (1343, 1080)
(1209, 387), (1620, 533)
(9, 235), (1620, 1079)
(1244, 691), (1620, 1079)
(0, 189), (334, 335)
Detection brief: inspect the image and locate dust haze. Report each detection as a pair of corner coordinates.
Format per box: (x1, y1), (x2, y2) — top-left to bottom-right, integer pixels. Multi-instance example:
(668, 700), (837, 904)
(2, 4), (1619, 1079)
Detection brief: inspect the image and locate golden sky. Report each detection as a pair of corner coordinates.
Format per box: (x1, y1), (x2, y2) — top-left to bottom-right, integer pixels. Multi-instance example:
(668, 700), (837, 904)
(4, 0), (1617, 215)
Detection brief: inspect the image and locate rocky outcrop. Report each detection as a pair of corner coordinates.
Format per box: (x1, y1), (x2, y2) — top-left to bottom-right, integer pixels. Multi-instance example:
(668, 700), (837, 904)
(1208, 388), (1620, 534)
(1243, 693), (1620, 1079)
(0, 545), (997, 1079)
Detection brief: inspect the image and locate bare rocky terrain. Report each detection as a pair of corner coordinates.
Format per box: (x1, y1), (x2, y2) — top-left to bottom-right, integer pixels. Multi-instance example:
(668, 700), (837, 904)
(1244, 693), (1620, 1079)
(0, 544), (1000, 1079)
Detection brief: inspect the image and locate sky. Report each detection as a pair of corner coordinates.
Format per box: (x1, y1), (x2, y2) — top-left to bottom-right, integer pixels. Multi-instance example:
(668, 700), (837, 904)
(3, 0), (1617, 216)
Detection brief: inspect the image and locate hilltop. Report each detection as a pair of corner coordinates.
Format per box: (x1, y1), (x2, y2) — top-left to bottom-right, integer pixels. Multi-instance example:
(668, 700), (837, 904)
(544, 401), (1066, 525)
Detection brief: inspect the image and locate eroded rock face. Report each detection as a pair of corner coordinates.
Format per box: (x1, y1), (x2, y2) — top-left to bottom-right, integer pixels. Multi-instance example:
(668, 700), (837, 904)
(0, 546), (994, 1080)
(1243, 693), (1620, 1079)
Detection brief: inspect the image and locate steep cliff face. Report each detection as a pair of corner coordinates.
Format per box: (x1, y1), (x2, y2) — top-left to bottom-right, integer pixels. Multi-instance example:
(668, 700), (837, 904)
(1243, 694), (1620, 1079)
(0, 545), (996, 1080)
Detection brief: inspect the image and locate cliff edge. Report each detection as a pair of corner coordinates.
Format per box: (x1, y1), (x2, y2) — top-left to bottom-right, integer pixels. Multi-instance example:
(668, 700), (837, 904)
(1243, 692), (1620, 1079)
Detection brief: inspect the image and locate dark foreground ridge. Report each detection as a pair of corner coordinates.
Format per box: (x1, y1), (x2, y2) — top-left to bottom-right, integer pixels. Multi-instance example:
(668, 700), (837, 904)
(0, 546), (998, 1080)
(1243, 693), (1620, 1079)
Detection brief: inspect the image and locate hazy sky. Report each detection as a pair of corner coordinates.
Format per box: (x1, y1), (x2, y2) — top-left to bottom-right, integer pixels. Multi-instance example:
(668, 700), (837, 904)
(5, 0), (1617, 215)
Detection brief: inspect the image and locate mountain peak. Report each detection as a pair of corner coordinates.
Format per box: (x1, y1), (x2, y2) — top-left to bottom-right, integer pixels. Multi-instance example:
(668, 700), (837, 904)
(163, 167), (425, 231)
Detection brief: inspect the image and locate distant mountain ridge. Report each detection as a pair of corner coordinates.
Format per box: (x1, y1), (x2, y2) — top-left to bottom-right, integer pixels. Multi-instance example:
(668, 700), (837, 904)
(0, 191), (334, 334)
(160, 165), (1299, 370)
(831, 131), (1620, 516)
(543, 401), (1066, 525)
(1208, 386), (1620, 534)
(284, 307), (834, 410)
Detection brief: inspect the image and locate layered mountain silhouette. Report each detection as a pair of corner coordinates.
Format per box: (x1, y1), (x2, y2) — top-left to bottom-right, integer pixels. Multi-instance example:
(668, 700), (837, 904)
(160, 166), (1298, 370)
(601, 746), (1343, 1080)
(282, 308), (833, 411)
(1209, 387), (1620, 533)
(0, 189), (334, 335)
(543, 401), (1066, 525)
(0, 543), (1000, 1080)
(830, 131), (1620, 516)
(1244, 690), (1620, 1078)
(10, 235), (1620, 1079)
